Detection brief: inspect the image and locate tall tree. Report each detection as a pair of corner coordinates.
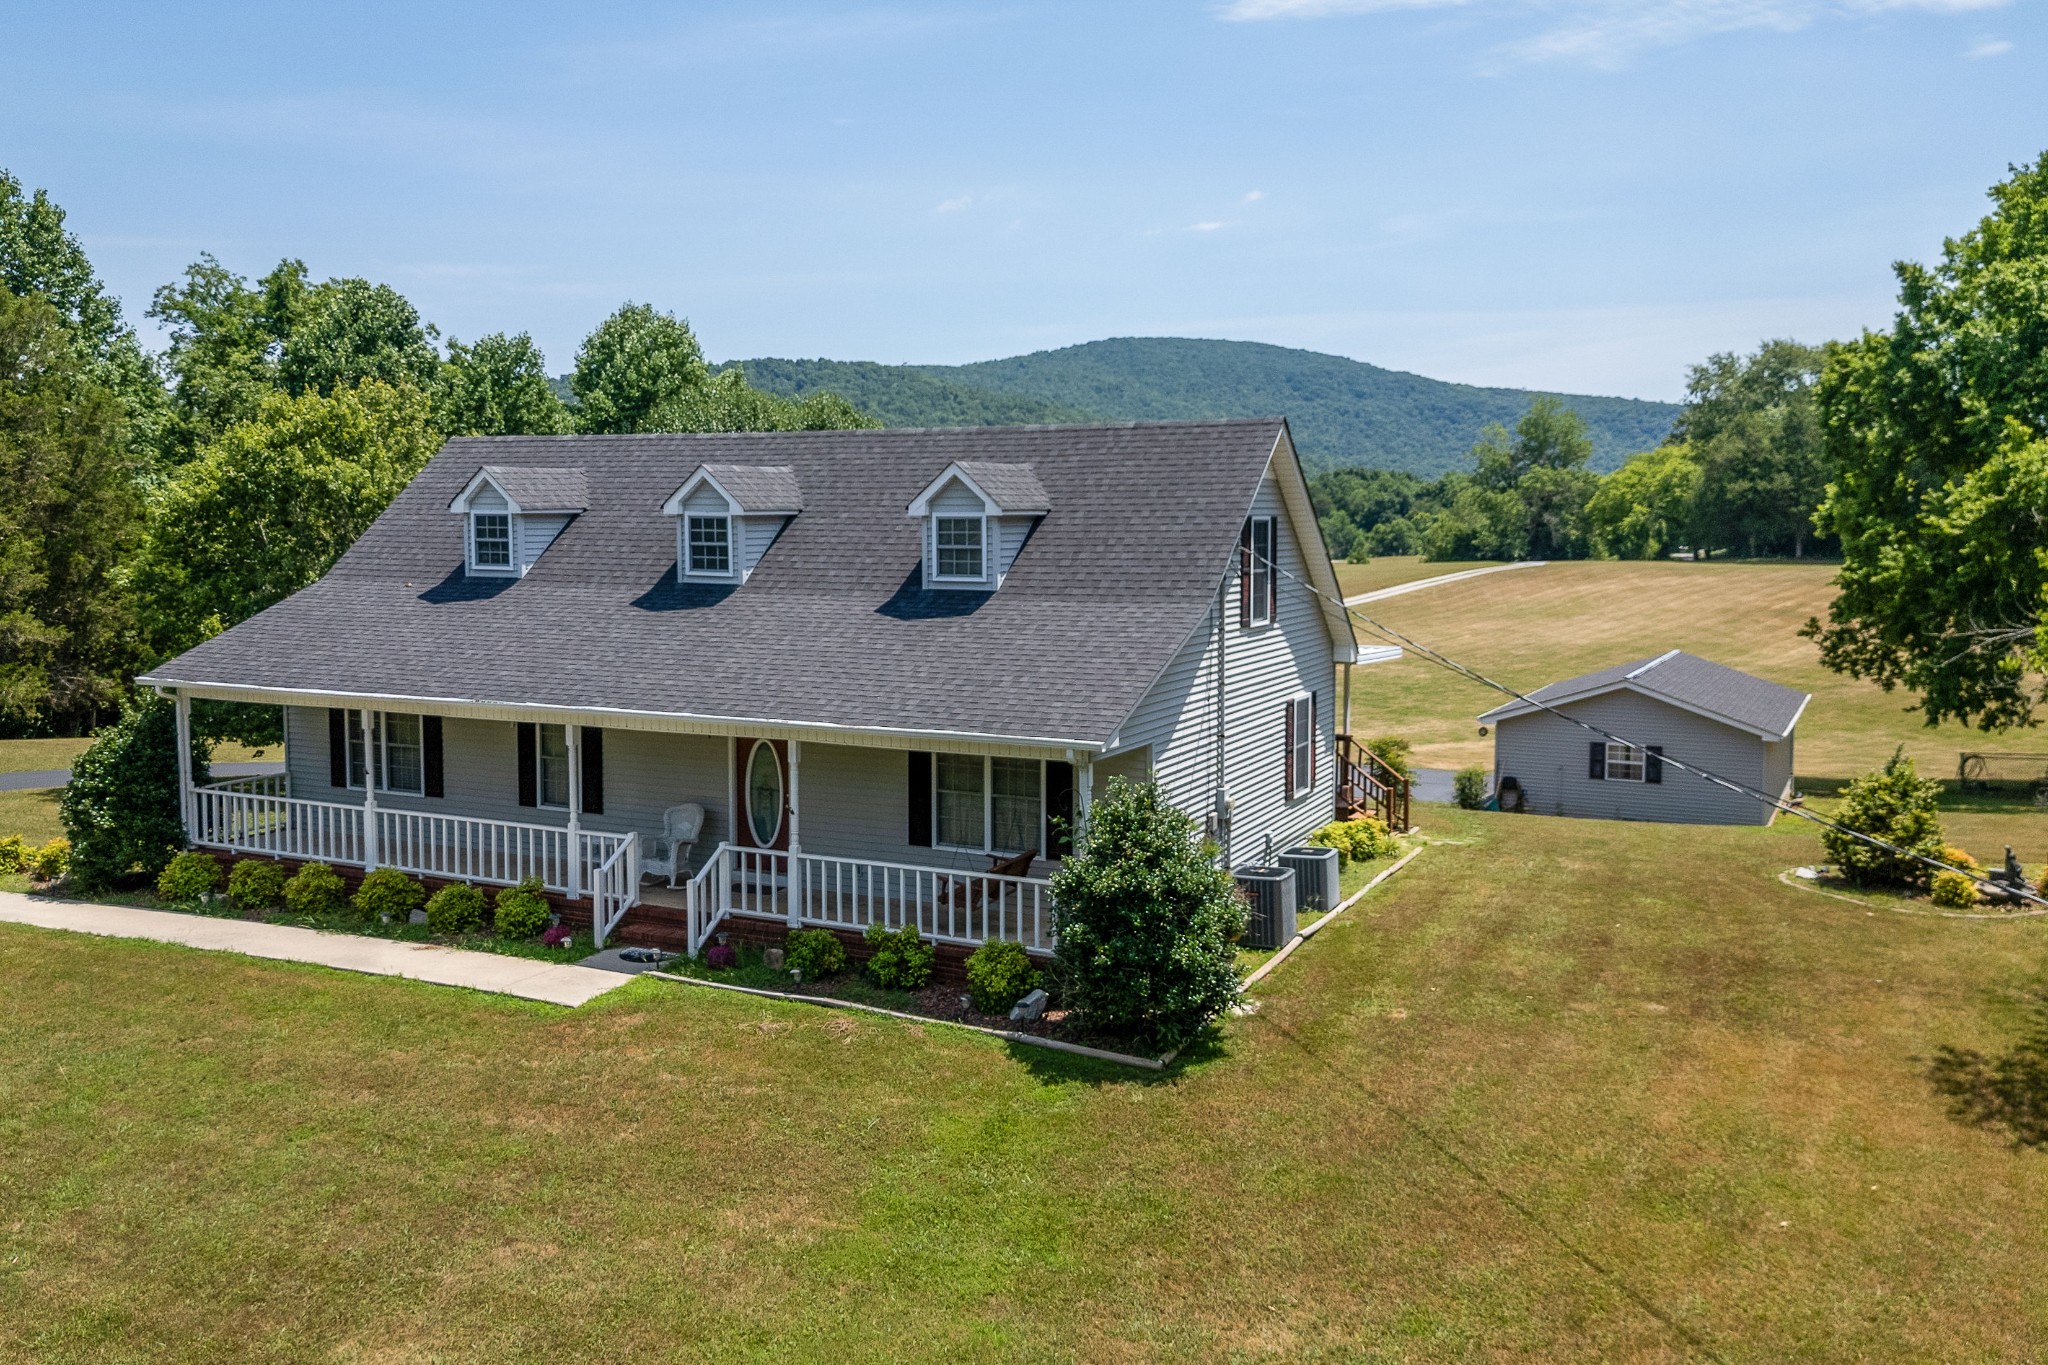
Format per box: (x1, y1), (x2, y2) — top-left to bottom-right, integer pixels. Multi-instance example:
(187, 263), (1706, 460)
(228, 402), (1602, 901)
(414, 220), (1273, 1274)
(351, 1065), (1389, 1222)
(436, 332), (573, 436)
(133, 380), (439, 656)
(0, 288), (143, 734)
(1585, 443), (1701, 560)
(1807, 153), (2048, 731)
(148, 255), (292, 469)
(1676, 339), (1826, 558)
(277, 277), (439, 398)
(570, 302), (713, 434)
(1469, 397), (1598, 559)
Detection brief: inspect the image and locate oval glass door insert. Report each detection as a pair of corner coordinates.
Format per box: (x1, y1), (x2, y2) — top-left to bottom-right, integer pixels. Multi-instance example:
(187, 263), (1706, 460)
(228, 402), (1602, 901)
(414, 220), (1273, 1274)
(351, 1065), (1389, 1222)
(746, 741), (784, 846)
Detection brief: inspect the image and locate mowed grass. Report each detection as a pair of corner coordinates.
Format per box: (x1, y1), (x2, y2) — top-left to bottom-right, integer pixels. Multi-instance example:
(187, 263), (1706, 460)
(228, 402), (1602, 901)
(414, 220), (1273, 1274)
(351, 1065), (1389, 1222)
(10, 806), (2048, 1360)
(0, 788), (64, 844)
(1335, 556), (1506, 597)
(0, 737), (93, 775)
(1344, 557), (2001, 777)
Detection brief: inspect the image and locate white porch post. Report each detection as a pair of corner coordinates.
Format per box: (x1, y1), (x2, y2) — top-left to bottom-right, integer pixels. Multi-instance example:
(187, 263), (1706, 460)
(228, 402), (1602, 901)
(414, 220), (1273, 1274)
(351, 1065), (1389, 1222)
(1076, 758), (1094, 844)
(358, 708), (379, 871)
(566, 725), (583, 900)
(786, 740), (802, 928)
(173, 690), (195, 846)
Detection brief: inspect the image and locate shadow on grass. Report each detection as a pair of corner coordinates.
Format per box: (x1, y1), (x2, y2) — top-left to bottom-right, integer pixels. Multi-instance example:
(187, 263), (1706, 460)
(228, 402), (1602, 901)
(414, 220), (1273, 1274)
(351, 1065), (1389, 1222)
(1929, 985), (2048, 1148)
(1799, 776), (2040, 815)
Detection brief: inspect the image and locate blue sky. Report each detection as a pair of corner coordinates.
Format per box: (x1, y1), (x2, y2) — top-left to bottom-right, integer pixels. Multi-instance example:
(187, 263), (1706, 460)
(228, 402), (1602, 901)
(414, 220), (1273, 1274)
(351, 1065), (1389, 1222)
(5, 1), (2042, 400)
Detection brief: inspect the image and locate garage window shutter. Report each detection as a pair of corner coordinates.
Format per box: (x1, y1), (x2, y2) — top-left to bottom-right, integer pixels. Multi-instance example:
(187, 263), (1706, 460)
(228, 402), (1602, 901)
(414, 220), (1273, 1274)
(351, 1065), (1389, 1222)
(580, 727), (605, 815)
(328, 708), (348, 788)
(1588, 742), (1606, 780)
(1645, 745), (1664, 784)
(517, 723), (538, 807)
(907, 751), (932, 847)
(422, 716), (444, 798)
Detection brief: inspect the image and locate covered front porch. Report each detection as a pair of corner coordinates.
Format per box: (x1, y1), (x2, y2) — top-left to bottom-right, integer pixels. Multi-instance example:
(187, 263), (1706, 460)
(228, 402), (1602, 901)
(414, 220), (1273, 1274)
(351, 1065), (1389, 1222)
(168, 692), (1087, 954)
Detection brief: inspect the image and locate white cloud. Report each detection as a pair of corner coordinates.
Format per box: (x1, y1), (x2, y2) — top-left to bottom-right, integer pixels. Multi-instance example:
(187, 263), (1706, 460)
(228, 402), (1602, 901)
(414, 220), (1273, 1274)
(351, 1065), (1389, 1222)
(1967, 36), (2015, 55)
(1220, 0), (2011, 68)
(1242, 189), (1267, 202)
(936, 195), (973, 213)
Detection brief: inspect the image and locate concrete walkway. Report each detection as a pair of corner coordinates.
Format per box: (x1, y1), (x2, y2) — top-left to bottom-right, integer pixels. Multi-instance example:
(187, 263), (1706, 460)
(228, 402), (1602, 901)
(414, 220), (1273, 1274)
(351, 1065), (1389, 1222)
(0, 891), (629, 1006)
(1344, 560), (1547, 606)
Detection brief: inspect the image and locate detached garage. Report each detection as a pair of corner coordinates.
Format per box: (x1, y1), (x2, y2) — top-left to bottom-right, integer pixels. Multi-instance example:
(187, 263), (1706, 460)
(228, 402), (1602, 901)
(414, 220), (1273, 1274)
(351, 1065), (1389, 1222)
(1477, 650), (1810, 826)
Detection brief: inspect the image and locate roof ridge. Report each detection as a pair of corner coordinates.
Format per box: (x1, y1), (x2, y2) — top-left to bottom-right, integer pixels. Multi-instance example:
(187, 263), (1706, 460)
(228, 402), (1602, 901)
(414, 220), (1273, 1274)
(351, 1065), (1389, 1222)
(1624, 649), (1682, 680)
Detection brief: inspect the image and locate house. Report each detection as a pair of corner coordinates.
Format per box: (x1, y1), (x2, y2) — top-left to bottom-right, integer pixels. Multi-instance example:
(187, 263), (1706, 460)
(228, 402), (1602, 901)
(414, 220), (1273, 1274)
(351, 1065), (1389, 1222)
(140, 419), (1402, 954)
(1476, 650), (1808, 826)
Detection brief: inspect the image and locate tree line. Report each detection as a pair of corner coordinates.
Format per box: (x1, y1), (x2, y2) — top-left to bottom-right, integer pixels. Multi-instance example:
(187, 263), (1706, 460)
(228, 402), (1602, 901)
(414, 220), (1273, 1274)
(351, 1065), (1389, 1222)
(0, 170), (874, 738)
(1310, 338), (1829, 564)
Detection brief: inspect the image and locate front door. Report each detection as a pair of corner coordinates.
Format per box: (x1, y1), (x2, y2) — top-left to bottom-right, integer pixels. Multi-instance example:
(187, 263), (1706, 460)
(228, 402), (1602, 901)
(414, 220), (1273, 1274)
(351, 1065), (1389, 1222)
(734, 738), (791, 851)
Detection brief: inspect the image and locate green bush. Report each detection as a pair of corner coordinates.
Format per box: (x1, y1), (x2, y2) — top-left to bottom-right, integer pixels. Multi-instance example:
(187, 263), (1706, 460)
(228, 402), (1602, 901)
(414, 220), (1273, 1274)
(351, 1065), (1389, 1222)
(1366, 735), (1414, 782)
(29, 838), (71, 883)
(59, 692), (210, 890)
(1050, 776), (1247, 1052)
(493, 877), (551, 939)
(1822, 749), (1945, 889)
(863, 922), (934, 991)
(425, 882), (488, 935)
(785, 927), (846, 981)
(227, 859), (288, 912)
(0, 834), (28, 875)
(283, 862), (349, 916)
(1309, 817), (1395, 866)
(155, 850), (223, 902)
(965, 940), (1041, 1015)
(1454, 767), (1490, 810)
(1931, 870), (1981, 909)
(353, 867), (426, 921)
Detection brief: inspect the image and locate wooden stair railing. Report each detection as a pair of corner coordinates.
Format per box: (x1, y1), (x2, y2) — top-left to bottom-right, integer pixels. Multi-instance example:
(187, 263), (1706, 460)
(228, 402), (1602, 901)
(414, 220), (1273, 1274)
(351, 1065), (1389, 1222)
(1334, 733), (1412, 832)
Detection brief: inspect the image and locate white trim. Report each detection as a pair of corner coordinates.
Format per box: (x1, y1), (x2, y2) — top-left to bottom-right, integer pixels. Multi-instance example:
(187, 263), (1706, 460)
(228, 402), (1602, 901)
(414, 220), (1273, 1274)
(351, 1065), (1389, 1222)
(1478, 680), (1808, 742)
(661, 466), (801, 518)
(1264, 427), (1361, 663)
(905, 463), (1047, 518)
(930, 513), (989, 584)
(447, 468), (581, 516)
(1623, 649), (1683, 681)
(1243, 515), (1276, 629)
(743, 739), (785, 847)
(679, 512), (739, 583)
(466, 511), (517, 576)
(534, 722), (571, 810)
(344, 708), (427, 797)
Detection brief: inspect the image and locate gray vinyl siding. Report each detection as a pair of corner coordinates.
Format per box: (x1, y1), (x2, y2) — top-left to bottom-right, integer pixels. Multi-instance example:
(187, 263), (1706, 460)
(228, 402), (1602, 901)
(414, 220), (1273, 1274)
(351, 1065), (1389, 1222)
(1106, 464), (1335, 863)
(518, 514), (571, 571)
(1490, 691), (1782, 825)
(995, 516), (1033, 580)
(741, 516), (782, 578)
(926, 482), (995, 589)
(1093, 745), (1152, 799)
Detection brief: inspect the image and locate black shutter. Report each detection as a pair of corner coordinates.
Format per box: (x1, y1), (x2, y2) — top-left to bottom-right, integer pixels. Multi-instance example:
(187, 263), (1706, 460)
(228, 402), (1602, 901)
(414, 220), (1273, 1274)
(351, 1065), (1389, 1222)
(580, 727), (605, 815)
(1645, 745), (1664, 785)
(1588, 741), (1606, 780)
(1238, 520), (1253, 627)
(422, 715), (444, 798)
(1046, 760), (1075, 858)
(328, 708), (348, 788)
(1308, 692), (1317, 789)
(517, 722), (538, 807)
(1284, 699), (1297, 798)
(907, 750), (932, 847)
(1261, 519), (1278, 623)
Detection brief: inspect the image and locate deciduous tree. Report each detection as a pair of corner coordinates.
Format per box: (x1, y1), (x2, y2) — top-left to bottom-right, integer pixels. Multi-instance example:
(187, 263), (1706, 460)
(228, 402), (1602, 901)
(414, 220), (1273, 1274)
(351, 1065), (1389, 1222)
(437, 331), (572, 436)
(1585, 443), (1701, 559)
(278, 278), (439, 398)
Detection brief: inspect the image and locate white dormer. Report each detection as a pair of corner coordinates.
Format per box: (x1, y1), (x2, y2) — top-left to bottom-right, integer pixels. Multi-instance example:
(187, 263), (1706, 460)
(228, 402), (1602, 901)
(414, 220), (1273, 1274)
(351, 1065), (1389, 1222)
(448, 466), (588, 577)
(661, 464), (802, 585)
(906, 462), (1050, 592)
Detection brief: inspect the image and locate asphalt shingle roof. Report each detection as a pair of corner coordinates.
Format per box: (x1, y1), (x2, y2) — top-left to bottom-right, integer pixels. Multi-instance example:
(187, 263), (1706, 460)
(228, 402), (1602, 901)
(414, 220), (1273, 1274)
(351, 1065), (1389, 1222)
(953, 462), (1051, 513)
(693, 463), (803, 514)
(477, 465), (588, 512)
(146, 420), (1291, 746)
(1478, 649), (1809, 738)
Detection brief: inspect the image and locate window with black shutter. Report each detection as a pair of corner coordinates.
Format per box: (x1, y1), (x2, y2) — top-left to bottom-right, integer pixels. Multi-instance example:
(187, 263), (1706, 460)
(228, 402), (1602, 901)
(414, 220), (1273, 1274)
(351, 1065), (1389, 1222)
(580, 727), (605, 814)
(1645, 745), (1664, 784)
(1588, 741), (1606, 780)
(907, 751), (932, 847)
(516, 723), (538, 807)
(422, 715), (444, 798)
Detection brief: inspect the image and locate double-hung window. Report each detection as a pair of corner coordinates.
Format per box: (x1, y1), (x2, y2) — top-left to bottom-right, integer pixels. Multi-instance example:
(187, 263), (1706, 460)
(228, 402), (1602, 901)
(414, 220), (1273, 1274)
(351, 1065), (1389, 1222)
(935, 755), (1044, 854)
(536, 723), (571, 808)
(346, 710), (424, 795)
(688, 515), (731, 575)
(1604, 742), (1646, 783)
(934, 517), (985, 580)
(471, 513), (512, 571)
(1285, 694), (1316, 798)
(1241, 516), (1276, 627)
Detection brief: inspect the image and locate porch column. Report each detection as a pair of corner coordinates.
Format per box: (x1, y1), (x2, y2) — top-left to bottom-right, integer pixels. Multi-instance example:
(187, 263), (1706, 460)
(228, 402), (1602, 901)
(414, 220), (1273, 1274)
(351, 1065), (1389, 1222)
(358, 708), (379, 871)
(1342, 661), (1352, 737)
(1076, 758), (1094, 844)
(786, 740), (802, 928)
(566, 725), (583, 900)
(173, 690), (195, 846)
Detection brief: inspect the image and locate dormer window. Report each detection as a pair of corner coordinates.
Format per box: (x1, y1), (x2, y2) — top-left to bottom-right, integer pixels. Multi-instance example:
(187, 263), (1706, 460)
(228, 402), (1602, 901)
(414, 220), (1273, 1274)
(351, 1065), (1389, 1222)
(907, 461), (1049, 593)
(448, 465), (587, 577)
(662, 464), (802, 586)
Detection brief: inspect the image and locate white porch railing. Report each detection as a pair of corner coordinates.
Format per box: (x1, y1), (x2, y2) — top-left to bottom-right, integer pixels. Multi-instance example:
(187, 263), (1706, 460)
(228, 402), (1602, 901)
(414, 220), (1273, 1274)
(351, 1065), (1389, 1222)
(189, 782), (641, 946)
(681, 842), (1055, 957)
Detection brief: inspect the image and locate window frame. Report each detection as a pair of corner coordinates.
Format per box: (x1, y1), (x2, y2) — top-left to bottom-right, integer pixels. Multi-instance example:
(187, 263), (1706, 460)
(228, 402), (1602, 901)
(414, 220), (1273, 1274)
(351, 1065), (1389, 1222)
(469, 512), (514, 574)
(535, 723), (572, 809)
(345, 709), (426, 796)
(932, 514), (987, 583)
(1604, 741), (1647, 783)
(1286, 692), (1315, 798)
(686, 513), (735, 578)
(931, 755), (1047, 856)
(1242, 516), (1276, 628)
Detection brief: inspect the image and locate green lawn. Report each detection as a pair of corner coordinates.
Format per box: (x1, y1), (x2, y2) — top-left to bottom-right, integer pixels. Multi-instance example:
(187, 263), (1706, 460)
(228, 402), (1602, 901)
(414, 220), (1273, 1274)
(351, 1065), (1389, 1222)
(10, 801), (2048, 1360)
(0, 788), (64, 844)
(1335, 555), (1506, 598)
(1346, 557), (2005, 781)
(0, 737), (93, 775)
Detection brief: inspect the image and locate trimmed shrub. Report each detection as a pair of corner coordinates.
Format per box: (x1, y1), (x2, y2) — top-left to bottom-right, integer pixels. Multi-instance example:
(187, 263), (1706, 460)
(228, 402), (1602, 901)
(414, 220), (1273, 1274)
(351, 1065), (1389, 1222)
(353, 867), (426, 921)
(1051, 776), (1247, 1052)
(29, 838), (71, 883)
(785, 927), (846, 981)
(1931, 870), (1981, 909)
(1366, 735), (1414, 782)
(1822, 749), (1945, 889)
(424, 882), (488, 935)
(59, 692), (209, 890)
(1454, 767), (1490, 810)
(1309, 817), (1395, 866)
(1940, 844), (1984, 875)
(0, 834), (28, 874)
(966, 940), (1040, 1015)
(863, 922), (934, 991)
(228, 859), (288, 912)
(493, 877), (551, 939)
(283, 861), (348, 916)
(156, 851), (223, 902)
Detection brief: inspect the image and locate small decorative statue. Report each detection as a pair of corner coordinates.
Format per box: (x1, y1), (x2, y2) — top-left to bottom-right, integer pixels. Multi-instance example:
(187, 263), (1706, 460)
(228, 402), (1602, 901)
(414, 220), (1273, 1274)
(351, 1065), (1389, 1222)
(1987, 847), (2034, 906)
